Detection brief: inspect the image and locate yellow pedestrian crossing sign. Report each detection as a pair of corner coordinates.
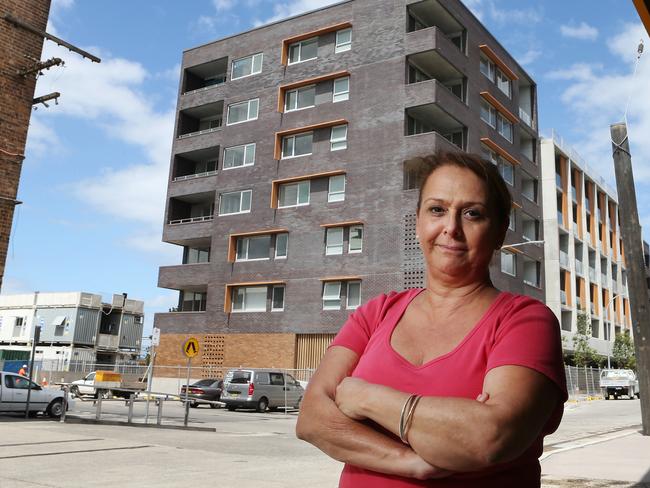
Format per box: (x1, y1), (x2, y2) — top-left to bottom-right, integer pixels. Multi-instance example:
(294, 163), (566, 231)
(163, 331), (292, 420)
(182, 337), (199, 358)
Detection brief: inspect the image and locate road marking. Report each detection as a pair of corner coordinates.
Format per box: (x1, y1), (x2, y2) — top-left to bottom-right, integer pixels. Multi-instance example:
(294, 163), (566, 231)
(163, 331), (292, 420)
(0, 438), (103, 447)
(0, 445), (152, 460)
(540, 429), (638, 461)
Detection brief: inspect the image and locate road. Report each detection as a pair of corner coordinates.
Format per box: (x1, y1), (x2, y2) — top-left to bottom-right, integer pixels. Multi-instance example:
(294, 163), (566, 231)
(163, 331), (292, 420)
(0, 397), (644, 487)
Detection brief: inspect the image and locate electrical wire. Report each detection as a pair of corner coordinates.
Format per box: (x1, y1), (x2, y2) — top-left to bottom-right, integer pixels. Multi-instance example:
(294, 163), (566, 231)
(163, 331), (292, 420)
(612, 40), (645, 155)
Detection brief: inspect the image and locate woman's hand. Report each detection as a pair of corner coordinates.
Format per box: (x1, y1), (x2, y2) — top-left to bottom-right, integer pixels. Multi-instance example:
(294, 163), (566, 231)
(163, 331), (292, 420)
(335, 376), (373, 420)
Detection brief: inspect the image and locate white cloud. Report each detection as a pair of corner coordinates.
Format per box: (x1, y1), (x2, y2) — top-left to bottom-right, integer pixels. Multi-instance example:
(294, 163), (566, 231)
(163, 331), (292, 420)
(517, 49), (542, 66)
(28, 32), (176, 255)
(549, 22), (650, 228)
(463, 0), (485, 21)
(487, 3), (542, 25)
(213, 0), (237, 11)
(25, 115), (61, 158)
(560, 22), (598, 41)
(259, 0), (340, 25)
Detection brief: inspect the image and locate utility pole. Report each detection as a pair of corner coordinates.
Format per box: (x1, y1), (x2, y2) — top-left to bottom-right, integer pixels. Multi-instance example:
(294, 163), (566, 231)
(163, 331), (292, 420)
(610, 122), (650, 435)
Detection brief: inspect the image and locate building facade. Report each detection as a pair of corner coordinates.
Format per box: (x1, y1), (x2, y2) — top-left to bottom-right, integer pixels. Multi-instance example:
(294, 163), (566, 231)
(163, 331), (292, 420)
(540, 134), (634, 357)
(0, 0), (52, 290)
(0, 292), (144, 370)
(155, 0), (542, 371)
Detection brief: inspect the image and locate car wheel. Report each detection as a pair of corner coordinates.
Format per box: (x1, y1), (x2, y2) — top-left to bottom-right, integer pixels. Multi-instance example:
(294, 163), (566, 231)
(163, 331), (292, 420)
(69, 386), (79, 398)
(226, 405), (236, 411)
(257, 397), (269, 413)
(101, 390), (112, 400)
(47, 399), (64, 418)
(209, 403), (218, 409)
(190, 401), (199, 408)
(294, 396), (303, 409)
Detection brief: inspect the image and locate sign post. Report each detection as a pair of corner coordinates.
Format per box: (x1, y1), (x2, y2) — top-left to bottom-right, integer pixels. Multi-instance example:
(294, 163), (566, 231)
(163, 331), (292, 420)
(24, 325), (41, 418)
(182, 337), (199, 427)
(144, 327), (161, 424)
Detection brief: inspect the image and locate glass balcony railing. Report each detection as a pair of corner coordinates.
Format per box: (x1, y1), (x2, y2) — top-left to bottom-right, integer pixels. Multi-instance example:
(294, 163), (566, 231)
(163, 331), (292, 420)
(559, 251), (569, 267)
(560, 290), (567, 305)
(575, 261), (584, 275)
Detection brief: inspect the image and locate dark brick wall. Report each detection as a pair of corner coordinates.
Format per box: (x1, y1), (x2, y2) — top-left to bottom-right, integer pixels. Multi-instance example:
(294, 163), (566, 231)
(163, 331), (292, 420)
(0, 0), (52, 289)
(155, 0), (543, 364)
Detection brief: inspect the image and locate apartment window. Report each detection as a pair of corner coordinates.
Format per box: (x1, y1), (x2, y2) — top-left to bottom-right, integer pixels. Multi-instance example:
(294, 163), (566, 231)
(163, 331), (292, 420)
(322, 281), (361, 310)
(326, 227), (344, 255)
(323, 282), (342, 310)
(271, 286), (285, 312)
(236, 235), (271, 261)
(523, 259), (541, 287)
(335, 28), (352, 53)
(285, 85), (316, 112)
(180, 291), (207, 312)
(480, 56), (512, 99)
(482, 145), (514, 186)
(226, 98), (259, 125)
(278, 180), (310, 208)
(183, 246), (210, 264)
(282, 132), (313, 158)
(219, 190), (252, 215)
(522, 216), (539, 241)
(328, 175), (346, 202)
(346, 281), (361, 309)
(223, 143), (255, 169)
(501, 251), (516, 276)
(509, 208), (516, 231)
(349, 225), (363, 253)
(198, 115), (222, 131)
(330, 124), (348, 151)
(13, 317), (25, 337)
(480, 100), (497, 127)
(275, 233), (288, 259)
(232, 286), (267, 312)
(231, 53), (263, 80)
(497, 114), (513, 142)
(288, 37), (318, 64)
(333, 77), (350, 102)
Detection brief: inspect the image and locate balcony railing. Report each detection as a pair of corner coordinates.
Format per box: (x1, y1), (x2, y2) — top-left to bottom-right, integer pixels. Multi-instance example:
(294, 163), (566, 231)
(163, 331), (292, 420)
(178, 124), (222, 140)
(97, 333), (119, 350)
(560, 290), (567, 305)
(169, 215), (214, 225)
(601, 274), (607, 284)
(519, 107), (535, 129)
(557, 211), (564, 226)
(556, 173), (562, 189)
(589, 268), (596, 281)
(183, 75), (227, 95)
(173, 170), (218, 182)
(559, 250), (569, 267)
(590, 303), (596, 315)
(575, 261), (584, 275)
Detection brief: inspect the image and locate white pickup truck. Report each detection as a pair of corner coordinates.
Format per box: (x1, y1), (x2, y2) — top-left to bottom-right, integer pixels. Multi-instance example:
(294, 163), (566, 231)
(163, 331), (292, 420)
(0, 371), (69, 418)
(70, 371), (145, 399)
(600, 369), (640, 400)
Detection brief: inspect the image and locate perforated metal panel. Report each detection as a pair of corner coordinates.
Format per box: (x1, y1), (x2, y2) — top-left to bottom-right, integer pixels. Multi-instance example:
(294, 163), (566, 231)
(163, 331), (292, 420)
(202, 334), (225, 377)
(403, 213), (425, 289)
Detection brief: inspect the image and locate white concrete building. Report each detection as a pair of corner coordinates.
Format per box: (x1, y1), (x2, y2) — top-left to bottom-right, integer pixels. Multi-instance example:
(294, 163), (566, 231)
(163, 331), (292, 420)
(540, 133), (632, 357)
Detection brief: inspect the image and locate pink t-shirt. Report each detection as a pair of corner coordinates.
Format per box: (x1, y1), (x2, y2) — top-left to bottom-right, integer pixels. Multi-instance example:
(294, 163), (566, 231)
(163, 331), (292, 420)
(330, 289), (568, 488)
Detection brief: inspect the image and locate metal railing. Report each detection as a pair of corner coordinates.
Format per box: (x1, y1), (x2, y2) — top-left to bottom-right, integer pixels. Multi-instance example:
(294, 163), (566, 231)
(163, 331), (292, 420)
(169, 215), (214, 225)
(177, 124), (222, 140)
(173, 170), (217, 182)
(565, 365), (603, 400)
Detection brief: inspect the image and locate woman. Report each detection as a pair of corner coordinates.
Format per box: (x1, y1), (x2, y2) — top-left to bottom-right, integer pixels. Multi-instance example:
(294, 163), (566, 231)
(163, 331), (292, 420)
(296, 152), (567, 487)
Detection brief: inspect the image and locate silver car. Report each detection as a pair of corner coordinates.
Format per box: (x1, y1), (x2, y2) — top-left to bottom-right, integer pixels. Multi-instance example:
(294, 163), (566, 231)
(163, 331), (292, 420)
(220, 368), (304, 412)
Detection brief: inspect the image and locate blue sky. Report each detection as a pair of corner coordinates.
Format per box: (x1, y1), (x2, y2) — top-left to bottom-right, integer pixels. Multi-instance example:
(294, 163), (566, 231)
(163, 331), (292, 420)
(4, 0), (650, 342)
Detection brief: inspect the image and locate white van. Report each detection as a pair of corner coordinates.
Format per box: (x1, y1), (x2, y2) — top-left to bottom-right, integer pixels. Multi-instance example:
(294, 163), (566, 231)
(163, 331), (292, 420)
(220, 368), (304, 412)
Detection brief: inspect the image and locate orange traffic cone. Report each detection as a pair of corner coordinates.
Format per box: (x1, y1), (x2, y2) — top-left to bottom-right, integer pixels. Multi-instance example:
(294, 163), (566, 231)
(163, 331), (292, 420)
(41, 377), (49, 387)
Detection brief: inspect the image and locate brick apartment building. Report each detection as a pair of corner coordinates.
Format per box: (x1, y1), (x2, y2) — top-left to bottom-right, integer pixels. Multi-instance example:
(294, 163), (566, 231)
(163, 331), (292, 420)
(154, 0), (543, 372)
(0, 0), (52, 290)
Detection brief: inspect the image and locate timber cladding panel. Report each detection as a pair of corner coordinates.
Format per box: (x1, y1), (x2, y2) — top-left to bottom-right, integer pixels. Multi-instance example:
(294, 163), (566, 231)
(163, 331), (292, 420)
(0, 0), (52, 289)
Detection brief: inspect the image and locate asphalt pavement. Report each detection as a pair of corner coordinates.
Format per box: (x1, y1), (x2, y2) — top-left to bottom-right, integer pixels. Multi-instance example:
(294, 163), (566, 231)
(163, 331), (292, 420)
(0, 397), (647, 487)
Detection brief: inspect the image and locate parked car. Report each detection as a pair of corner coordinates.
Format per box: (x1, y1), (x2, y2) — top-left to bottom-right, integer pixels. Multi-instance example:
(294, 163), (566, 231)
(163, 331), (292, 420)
(0, 371), (72, 418)
(220, 368), (304, 412)
(70, 371), (145, 399)
(180, 379), (223, 408)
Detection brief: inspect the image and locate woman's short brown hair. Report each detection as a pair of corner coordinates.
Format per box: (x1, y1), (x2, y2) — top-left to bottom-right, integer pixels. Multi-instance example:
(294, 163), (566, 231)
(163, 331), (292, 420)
(413, 151), (512, 235)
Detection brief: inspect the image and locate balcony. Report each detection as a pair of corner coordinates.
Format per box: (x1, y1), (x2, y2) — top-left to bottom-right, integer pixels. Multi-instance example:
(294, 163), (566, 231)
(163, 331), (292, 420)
(519, 107), (536, 130)
(164, 193), (215, 245)
(557, 211), (565, 227)
(158, 263), (211, 291)
(405, 28), (467, 75)
(403, 129), (462, 161)
(556, 173), (562, 190)
(407, 51), (466, 104)
(575, 260), (584, 276)
(560, 290), (568, 305)
(177, 101), (224, 139)
(519, 130), (536, 164)
(407, 0), (466, 54)
(170, 147), (220, 194)
(518, 79), (536, 131)
(559, 250), (569, 267)
(405, 103), (466, 150)
(96, 333), (119, 350)
(589, 268), (596, 282)
(182, 57), (228, 95)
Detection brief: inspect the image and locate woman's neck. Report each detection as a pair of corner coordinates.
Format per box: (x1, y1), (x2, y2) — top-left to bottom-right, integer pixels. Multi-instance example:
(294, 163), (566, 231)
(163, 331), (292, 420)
(422, 276), (496, 309)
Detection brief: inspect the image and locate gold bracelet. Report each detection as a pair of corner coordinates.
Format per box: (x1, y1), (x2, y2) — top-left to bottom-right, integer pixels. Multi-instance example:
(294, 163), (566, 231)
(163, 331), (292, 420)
(399, 394), (419, 444)
(402, 395), (422, 444)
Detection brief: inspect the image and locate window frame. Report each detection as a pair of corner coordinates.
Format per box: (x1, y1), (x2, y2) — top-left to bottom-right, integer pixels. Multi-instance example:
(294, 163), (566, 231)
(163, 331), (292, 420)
(326, 227), (344, 256)
(346, 281), (361, 309)
(328, 175), (346, 203)
(223, 143), (256, 170)
(480, 100), (497, 128)
(235, 235), (271, 262)
(284, 84), (316, 112)
(333, 76), (350, 103)
(322, 281), (342, 310)
(335, 28), (352, 53)
(231, 53), (263, 80)
(330, 124), (348, 151)
(219, 189), (252, 216)
(275, 233), (289, 259)
(226, 98), (259, 126)
(271, 285), (285, 312)
(500, 251), (517, 276)
(281, 132), (313, 159)
(288, 37), (319, 65)
(348, 225), (363, 253)
(278, 180), (310, 208)
(231, 286), (268, 313)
